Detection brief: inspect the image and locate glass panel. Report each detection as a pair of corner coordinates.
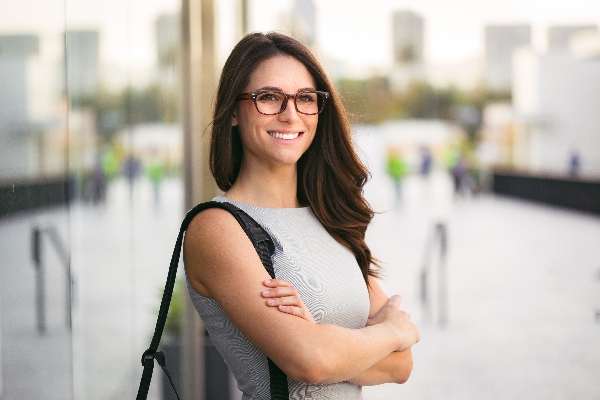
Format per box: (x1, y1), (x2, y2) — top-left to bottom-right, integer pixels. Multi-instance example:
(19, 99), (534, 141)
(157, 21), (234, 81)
(1, 0), (182, 399)
(0, 1), (74, 399)
(65, 1), (183, 398)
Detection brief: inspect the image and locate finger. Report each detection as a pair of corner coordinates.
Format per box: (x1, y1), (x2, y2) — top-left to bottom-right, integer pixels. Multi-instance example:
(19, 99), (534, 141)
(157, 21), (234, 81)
(387, 295), (403, 308)
(277, 305), (312, 321)
(262, 279), (293, 288)
(265, 295), (302, 307)
(261, 286), (298, 298)
(277, 305), (300, 314)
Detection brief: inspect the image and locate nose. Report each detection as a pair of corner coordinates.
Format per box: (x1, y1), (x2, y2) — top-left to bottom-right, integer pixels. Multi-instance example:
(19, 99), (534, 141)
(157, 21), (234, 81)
(280, 93), (296, 112)
(278, 94), (300, 120)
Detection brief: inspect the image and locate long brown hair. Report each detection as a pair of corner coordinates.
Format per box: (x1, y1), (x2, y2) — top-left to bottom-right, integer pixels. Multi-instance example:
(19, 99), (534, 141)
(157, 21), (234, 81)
(210, 32), (379, 283)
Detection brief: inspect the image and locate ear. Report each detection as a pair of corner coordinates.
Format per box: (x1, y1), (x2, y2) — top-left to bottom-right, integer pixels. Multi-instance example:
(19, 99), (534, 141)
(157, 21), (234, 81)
(231, 111), (238, 127)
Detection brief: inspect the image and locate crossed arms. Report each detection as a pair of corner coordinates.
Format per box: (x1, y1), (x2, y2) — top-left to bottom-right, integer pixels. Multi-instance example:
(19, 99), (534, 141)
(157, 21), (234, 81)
(184, 208), (418, 385)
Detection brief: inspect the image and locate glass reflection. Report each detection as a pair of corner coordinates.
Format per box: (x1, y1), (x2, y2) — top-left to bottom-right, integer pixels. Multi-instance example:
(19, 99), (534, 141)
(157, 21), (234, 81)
(0, 1), (72, 399)
(1, 0), (182, 398)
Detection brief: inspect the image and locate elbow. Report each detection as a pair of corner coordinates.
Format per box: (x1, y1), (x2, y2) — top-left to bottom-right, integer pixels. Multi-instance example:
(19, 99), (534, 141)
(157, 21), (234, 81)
(394, 370), (411, 384)
(280, 348), (333, 384)
(284, 358), (330, 385)
(393, 355), (413, 384)
(291, 367), (329, 385)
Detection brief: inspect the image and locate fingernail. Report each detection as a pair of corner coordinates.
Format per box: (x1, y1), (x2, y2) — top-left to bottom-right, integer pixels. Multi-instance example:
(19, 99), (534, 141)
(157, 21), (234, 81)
(262, 290), (270, 295)
(279, 305), (286, 310)
(264, 279), (271, 284)
(267, 299), (275, 305)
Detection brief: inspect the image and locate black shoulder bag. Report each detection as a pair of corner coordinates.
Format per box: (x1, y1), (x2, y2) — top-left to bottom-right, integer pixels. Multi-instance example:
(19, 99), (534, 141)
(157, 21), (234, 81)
(136, 201), (289, 400)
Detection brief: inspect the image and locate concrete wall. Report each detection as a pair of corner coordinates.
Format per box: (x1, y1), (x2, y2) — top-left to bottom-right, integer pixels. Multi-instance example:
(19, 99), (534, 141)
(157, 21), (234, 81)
(512, 46), (600, 177)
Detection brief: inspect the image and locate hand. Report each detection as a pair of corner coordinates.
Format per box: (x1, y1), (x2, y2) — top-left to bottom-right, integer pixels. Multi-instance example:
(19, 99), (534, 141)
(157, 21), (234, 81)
(261, 279), (316, 324)
(367, 295), (419, 352)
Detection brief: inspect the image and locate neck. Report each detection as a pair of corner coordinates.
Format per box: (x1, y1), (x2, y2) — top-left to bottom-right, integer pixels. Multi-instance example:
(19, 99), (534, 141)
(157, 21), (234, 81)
(224, 162), (301, 208)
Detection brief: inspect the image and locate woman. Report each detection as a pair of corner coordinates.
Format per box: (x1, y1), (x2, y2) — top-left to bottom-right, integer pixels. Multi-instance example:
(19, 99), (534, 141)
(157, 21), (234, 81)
(184, 32), (419, 399)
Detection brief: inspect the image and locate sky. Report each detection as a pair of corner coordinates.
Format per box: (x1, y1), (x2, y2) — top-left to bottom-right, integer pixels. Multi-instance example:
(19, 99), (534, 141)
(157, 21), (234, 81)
(249, 0), (600, 66)
(2, 0), (600, 80)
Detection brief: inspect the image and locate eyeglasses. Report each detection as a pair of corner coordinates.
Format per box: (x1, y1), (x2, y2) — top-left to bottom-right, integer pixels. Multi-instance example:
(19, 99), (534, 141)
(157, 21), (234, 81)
(237, 89), (329, 115)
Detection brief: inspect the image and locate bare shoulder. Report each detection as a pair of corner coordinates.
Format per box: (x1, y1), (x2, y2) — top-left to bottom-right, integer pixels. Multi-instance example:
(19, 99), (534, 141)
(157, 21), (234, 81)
(183, 207), (261, 298)
(184, 206), (240, 244)
(184, 206), (261, 250)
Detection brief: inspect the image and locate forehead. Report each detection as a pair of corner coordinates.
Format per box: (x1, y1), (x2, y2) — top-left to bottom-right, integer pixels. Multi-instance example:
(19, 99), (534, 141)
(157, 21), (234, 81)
(245, 55), (316, 92)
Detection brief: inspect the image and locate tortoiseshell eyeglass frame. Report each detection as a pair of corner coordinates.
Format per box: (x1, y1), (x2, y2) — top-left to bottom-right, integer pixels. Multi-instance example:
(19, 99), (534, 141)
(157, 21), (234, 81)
(237, 89), (330, 115)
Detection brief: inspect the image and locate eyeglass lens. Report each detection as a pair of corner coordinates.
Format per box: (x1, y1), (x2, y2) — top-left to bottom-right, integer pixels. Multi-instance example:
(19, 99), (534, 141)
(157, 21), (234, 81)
(255, 91), (325, 115)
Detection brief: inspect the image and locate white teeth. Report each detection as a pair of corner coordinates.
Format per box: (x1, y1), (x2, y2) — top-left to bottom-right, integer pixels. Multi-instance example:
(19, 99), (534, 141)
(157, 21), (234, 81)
(268, 132), (300, 140)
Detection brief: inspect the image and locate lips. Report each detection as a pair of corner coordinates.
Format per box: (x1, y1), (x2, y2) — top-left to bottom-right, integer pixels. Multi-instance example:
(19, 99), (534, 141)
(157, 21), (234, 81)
(268, 132), (301, 140)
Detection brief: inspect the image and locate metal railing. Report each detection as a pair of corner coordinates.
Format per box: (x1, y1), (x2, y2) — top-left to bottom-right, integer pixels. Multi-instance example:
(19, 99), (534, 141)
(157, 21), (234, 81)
(31, 223), (72, 334)
(420, 221), (448, 327)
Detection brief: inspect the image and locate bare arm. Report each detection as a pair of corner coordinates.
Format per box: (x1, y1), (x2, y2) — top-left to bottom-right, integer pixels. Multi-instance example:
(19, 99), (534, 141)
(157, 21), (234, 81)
(347, 277), (414, 385)
(183, 209), (418, 384)
(263, 277), (415, 385)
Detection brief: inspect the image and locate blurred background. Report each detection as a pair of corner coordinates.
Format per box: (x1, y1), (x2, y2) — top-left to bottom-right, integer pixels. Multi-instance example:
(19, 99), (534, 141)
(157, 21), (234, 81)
(0, 0), (599, 399)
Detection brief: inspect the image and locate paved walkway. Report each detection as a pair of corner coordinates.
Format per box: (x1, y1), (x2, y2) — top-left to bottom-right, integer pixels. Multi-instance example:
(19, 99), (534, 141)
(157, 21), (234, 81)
(0, 178), (183, 400)
(1, 133), (599, 399)
(362, 179), (600, 399)
(356, 133), (600, 400)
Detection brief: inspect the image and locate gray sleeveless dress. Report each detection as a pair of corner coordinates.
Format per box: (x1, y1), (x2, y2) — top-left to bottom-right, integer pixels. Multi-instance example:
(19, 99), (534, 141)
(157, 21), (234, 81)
(186, 196), (370, 399)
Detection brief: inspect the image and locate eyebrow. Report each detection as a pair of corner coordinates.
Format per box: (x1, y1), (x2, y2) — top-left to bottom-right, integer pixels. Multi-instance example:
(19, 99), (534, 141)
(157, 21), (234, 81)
(256, 86), (316, 93)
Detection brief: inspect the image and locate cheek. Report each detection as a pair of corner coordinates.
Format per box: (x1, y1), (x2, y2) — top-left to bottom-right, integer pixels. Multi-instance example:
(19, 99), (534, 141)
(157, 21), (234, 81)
(236, 105), (267, 130)
(307, 117), (319, 135)
(235, 113), (269, 144)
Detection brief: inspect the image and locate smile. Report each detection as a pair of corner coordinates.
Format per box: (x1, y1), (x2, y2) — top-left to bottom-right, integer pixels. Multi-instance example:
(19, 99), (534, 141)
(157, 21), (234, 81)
(268, 132), (301, 140)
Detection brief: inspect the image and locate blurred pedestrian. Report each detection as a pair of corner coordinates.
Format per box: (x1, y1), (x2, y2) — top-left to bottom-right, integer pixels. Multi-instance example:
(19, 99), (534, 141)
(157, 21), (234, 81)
(387, 146), (409, 204)
(568, 148), (581, 178)
(100, 147), (120, 180)
(419, 146), (433, 177)
(123, 154), (142, 182)
(147, 158), (165, 206)
(88, 158), (107, 204)
(451, 152), (471, 197)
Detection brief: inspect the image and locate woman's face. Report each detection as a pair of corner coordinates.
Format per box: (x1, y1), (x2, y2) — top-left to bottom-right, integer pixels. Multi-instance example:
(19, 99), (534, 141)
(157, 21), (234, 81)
(232, 55), (319, 171)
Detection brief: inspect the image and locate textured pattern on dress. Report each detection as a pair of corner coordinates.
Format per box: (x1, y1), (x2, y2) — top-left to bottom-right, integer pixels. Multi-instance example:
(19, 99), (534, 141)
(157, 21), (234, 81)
(186, 196), (371, 399)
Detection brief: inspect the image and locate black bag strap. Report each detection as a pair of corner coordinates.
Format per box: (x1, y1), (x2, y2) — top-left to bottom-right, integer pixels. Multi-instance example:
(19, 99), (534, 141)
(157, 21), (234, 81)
(136, 201), (289, 400)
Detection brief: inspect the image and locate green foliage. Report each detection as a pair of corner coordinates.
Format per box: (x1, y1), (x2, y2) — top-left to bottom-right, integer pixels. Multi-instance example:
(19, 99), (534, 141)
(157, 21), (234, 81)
(336, 76), (407, 124)
(400, 81), (459, 120)
(336, 77), (462, 124)
(335, 76), (512, 145)
(122, 85), (179, 125)
(74, 84), (179, 138)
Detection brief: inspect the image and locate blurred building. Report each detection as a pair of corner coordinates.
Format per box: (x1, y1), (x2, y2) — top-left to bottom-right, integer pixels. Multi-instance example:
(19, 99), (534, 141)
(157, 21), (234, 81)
(155, 13), (180, 89)
(390, 10), (425, 91)
(426, 57), (483, 91)
(0, 35), (38, 179)
(0, 34), (62, 180)
(488, 31), (600, 177)
(548, 24), (598, 50)
(65, 30), (99, 100)
(0, 35), (37, 129)
(290, 0), (316, 47)
(485, 24), (531, 92)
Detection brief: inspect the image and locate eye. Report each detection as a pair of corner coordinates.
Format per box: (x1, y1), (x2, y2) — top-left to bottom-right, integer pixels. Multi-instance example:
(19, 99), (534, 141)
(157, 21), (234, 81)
(256, 92), (282, 103)
(297, 93), (317, 103)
